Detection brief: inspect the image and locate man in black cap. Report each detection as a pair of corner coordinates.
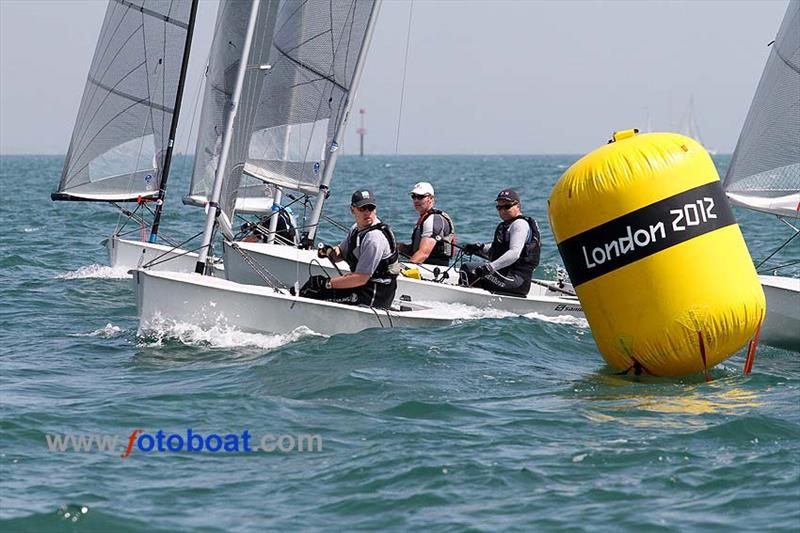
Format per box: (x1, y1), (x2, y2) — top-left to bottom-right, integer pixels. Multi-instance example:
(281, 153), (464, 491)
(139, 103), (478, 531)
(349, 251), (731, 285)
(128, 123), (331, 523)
(459, 188), (541, 296)
(300, 189), (401, 309)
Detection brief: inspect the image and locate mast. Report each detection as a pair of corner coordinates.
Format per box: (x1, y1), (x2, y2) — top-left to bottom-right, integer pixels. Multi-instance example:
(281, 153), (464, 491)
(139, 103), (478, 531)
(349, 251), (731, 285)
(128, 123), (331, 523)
(149, 0), (199, 243)
(304, 0), (382, 247)
(194, 0), (262, 274)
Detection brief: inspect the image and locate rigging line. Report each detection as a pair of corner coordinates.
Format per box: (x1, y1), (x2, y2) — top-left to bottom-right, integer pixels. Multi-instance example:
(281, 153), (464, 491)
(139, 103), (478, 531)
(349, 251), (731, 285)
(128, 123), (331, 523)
(755, 229), (800, 270)
(393, 0), (414, 155)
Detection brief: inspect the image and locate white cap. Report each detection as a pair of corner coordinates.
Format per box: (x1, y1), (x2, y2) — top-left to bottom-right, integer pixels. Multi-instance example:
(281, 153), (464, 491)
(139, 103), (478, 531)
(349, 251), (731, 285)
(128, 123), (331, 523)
(410, 181), (435, 196)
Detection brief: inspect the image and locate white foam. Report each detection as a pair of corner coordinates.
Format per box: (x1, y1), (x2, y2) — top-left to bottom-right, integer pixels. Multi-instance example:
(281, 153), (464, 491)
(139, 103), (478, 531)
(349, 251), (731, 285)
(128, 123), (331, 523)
(523, 312), (589, 328)
(416, 300), (516, 320)
(23, 226), (44, 233)
(138, 315), (320, 350)
(70, 323), (125, 338)
(56, 264), (132, 280)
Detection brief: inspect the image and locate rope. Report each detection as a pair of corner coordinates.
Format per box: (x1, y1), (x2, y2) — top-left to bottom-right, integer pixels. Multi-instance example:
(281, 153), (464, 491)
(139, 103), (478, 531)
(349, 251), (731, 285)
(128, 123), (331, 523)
(393, 1), (414, 154)
(228, 242), (286, 292)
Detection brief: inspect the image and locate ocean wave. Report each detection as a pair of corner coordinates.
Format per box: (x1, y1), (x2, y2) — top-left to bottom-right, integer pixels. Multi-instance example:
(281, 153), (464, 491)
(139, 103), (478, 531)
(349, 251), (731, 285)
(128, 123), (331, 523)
(56, 264), (131, 280)
(137, 315), (321, 350)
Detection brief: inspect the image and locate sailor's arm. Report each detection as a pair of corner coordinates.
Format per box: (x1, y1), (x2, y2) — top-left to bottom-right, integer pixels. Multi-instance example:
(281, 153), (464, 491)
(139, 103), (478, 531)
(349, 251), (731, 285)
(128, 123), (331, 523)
(408, 237), (435, 263)
(489, 219), (529, 271)
(329, 272), (370, 289)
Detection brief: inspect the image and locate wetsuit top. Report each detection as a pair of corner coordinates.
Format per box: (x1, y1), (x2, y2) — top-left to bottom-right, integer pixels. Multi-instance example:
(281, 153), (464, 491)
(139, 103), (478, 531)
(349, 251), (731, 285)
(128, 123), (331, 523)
(410, 208), (455, 266)
(488, 216), (541, 278)
(339, 219), (400, 284)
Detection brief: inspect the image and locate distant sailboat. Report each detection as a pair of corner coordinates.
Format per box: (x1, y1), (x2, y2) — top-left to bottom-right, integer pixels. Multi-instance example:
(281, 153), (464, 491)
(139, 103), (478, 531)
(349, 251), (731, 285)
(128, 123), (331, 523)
(678, 96), (716, 155)
(724, 0), (799, 352)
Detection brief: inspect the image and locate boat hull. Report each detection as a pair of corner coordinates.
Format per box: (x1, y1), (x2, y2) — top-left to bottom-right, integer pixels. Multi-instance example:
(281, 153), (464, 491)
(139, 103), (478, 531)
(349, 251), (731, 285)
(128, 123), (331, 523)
(758, 275), (800, 351)
(107, 235), (223, 275)
(134, 269), (454, 337)
(222, 241), (585, 318)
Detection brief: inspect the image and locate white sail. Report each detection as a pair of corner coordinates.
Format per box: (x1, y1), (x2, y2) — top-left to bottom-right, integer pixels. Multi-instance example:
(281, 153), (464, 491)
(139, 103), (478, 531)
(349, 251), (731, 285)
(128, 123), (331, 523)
(183, 0), (281, 215)
(186, 0), (378, 223)
(724, 0), (800, 219)
(54, 0), (194, 202)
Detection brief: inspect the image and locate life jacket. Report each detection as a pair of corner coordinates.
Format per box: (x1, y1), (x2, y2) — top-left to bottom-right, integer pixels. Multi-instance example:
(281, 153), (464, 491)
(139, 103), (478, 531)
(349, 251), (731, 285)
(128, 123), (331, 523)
(257, 209), (297, 244)
(489, 215), (541, 279)
(410, 208), (456, 266)
(345, 222), (401, 286)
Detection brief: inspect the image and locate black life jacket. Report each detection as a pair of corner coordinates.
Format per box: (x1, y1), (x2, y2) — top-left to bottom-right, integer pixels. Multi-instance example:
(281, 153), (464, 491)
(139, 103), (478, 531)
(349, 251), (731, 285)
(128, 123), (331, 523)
(489, 215), (541, 279)
(257, 210), (296, 244)
(345, 222), (400, 284)
(410, 208), (455, 266)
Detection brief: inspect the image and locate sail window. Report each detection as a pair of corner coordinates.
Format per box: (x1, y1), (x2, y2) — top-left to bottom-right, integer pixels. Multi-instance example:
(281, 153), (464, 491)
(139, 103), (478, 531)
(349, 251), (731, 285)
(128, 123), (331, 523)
(249, 119), (329, 164)
(88, 134), (157, 184)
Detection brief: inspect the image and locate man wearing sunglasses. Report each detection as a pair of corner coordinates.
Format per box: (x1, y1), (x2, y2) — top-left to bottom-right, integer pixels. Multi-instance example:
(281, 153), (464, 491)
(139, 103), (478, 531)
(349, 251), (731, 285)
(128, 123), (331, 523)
(459, 189), (541, 296)
(397, 182), (456, 266)
(300, 189), (401, 309)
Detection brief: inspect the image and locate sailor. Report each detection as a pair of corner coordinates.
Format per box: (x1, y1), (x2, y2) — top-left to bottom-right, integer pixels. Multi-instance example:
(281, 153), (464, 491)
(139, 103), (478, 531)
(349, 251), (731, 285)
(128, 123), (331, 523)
(300, 189), (401, 309)
(397, 181), (456, 266)
(240, 208), (297, 245)
(459, 188), (541, 296)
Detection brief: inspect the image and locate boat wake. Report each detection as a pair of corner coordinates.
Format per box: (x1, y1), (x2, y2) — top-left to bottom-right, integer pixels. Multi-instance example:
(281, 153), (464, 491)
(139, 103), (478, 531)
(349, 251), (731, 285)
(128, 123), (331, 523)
(416, 301), (516, 320)
(56, 264), (131, 280)
(69, 323), (125, 338)
(524, 312), (589, 328)
(137, 315), (321, 350)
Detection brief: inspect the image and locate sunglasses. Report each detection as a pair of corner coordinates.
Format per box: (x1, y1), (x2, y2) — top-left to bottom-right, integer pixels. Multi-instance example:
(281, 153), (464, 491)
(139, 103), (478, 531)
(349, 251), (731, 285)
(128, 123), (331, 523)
(410, 194), (429, 200)
(355, 204), (376, 212)
(496, 202), (518, 211)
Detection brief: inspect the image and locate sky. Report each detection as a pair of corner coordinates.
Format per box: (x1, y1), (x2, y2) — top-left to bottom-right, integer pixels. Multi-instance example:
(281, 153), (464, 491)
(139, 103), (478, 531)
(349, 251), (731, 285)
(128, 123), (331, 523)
(0, 0), (790, 155)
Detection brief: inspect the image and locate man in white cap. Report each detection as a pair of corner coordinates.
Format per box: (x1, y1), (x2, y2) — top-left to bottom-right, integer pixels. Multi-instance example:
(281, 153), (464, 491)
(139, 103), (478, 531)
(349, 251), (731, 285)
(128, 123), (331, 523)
(460, 188), (541, 296)
(301, 189), (401, 309)
(397, 181), (456, 266)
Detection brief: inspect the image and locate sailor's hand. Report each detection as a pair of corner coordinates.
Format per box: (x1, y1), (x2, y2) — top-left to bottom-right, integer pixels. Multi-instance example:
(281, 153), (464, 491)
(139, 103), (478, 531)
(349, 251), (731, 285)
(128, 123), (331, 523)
(318, 245), (336, 259)
(300, 274), (329, 296)
(463, 242), (483, 255)
(474, 263), (493, 278)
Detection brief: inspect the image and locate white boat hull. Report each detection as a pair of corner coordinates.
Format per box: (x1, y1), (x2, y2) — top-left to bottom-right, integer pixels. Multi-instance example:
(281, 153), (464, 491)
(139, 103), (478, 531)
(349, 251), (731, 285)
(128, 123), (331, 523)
(222, 241), (585, 318)
(758, 275), (800, 351)
(134, 269), (456, 336)
(106, 235), (223, 275)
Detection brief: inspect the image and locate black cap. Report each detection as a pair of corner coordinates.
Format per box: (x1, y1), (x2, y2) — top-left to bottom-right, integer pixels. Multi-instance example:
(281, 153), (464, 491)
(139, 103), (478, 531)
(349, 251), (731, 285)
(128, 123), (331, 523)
(351, 189), (377, 208)
(496, 189), (520, 203)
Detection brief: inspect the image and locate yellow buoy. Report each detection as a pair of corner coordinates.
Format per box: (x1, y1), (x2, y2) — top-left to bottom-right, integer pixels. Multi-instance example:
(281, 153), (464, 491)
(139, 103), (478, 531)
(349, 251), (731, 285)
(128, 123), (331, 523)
(548, 130), (765, 376)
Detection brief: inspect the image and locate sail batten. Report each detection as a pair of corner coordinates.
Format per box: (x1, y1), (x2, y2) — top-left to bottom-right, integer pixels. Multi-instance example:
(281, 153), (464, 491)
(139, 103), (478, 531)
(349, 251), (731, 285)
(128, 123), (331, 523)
(54, 0), (194, 203)
(724, 0), (800, 218)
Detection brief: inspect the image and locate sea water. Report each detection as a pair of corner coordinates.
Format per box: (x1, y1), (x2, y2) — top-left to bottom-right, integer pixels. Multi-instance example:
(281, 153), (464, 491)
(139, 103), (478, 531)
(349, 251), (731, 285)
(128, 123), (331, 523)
(1, 154), (798, 532)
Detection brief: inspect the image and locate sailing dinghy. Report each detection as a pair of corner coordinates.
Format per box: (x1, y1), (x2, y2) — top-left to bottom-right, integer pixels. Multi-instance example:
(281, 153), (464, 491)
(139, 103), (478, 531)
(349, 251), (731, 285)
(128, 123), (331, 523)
(51, 0), (217, 272)
(724, 0), (800, 352)
(134, 0), (469, 335)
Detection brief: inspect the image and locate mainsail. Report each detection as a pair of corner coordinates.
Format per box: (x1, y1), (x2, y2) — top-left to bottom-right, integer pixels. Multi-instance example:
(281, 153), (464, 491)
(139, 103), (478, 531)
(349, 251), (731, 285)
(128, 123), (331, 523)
(187, 0), (378, 221)
(184, 0), (280, 214)
(724, 0), (800, 218)
(54, 0), (195, 202)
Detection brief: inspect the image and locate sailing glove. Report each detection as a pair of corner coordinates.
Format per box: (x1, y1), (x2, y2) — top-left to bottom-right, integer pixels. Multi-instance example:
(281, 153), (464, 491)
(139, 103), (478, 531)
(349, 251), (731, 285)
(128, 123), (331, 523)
(318, 245), (336, 259)
(463, 242), (484, 256)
